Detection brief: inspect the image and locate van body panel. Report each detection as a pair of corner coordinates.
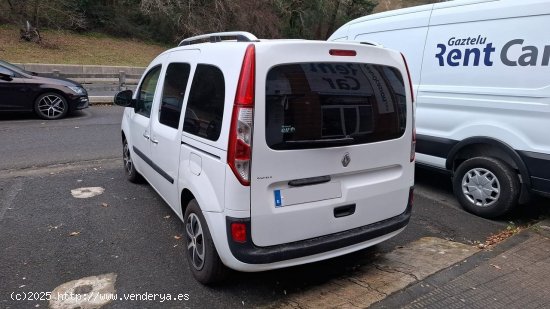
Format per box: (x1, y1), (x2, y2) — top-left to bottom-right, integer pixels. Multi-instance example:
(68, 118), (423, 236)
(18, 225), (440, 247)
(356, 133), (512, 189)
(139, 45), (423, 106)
(344, 4), (433, 25)
(250, 41), (414, 247)
(421, 2), (550, 154)
(350, 8), (431, 91)
(148, 51), (198, 212)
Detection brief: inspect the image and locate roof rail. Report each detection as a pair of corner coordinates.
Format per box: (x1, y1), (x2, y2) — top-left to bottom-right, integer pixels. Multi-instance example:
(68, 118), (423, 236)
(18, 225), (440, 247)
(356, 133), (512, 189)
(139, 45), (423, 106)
(178, 31), (259, 46)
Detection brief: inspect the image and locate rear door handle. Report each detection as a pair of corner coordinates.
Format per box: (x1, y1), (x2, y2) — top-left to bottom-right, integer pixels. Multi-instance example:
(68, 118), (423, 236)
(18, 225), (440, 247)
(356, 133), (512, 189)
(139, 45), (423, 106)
(334, 204), (356, 218)
(151, 138), (159, 144)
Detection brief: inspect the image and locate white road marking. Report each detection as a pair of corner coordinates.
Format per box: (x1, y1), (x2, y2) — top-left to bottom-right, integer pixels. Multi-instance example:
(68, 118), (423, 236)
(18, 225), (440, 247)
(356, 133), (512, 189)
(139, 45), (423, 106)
(49, 273), (117, 309)
(71, 187), (105, 199)
(0, 178), (24, 221)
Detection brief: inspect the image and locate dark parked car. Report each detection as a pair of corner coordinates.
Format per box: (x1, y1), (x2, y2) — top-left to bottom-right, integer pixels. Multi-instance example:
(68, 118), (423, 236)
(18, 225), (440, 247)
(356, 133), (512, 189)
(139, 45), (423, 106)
(0, 60), (89, 119)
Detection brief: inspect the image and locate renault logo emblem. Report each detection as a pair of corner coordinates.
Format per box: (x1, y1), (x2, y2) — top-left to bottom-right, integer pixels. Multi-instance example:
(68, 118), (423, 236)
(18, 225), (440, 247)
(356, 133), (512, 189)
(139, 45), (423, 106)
(342, 153), (351, 167)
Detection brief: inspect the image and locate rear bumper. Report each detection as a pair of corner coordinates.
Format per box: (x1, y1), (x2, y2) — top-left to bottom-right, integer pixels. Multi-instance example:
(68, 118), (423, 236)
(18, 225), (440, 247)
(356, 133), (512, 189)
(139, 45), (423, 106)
(225, 198), (412, 265)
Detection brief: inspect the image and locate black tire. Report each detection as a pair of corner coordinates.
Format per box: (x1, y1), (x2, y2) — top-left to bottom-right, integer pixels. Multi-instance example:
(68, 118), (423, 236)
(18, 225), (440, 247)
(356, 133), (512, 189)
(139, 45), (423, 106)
(453, 157), (520, 218)
(122, 138), (142, 183)
(184, 199), (227, 285)
(34, 92), (69, 120)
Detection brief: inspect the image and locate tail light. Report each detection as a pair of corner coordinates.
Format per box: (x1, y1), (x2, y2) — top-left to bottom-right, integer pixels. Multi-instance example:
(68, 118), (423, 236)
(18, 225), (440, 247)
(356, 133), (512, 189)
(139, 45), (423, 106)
(231, 222), (247, 243)
(401, 53), (414, 103)
(329, 49), (357, 56)
(401, 53), (416, 162)
(228, 44), (255, 186)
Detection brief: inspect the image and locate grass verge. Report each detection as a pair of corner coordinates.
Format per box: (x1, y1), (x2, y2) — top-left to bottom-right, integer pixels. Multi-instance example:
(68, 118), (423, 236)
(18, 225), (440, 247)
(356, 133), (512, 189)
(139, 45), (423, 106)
(0, 25), (167, 66)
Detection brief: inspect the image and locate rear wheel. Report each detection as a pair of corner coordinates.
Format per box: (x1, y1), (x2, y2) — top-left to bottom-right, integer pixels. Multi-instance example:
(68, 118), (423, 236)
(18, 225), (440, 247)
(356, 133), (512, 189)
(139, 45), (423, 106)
(453, 157), (519, 218)
(35, 93), (69, 120)
(184, 199), (227, 285)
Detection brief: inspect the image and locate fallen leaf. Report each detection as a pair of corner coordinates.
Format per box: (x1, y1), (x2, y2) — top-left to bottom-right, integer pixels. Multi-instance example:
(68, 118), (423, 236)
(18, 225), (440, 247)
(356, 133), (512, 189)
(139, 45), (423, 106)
(174, 235), (182, 240)
(101, 203), (109, 207)
(490, 264), (501, 270)
(69, 231), (80, 237)
(484, 227), (522, 247)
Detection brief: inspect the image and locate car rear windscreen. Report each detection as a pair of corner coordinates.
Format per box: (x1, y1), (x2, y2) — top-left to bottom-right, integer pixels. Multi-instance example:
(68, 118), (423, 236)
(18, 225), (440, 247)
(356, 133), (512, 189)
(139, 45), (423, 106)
(265, 62), (407, 150)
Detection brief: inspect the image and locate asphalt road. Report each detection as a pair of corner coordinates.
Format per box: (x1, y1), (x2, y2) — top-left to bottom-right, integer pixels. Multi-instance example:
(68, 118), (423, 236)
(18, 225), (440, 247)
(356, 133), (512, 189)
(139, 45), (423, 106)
(0, 106), (123, 170)
(0, 106), (548, 308)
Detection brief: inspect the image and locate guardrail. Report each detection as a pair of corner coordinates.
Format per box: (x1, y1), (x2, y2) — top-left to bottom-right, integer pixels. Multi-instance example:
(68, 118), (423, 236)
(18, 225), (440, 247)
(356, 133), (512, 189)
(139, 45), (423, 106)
(16, 63), (146, 91)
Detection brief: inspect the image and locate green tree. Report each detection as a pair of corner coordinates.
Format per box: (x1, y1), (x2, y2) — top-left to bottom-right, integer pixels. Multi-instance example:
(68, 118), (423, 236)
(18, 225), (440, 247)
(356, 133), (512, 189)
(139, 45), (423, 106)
(275, 0), (378, 40)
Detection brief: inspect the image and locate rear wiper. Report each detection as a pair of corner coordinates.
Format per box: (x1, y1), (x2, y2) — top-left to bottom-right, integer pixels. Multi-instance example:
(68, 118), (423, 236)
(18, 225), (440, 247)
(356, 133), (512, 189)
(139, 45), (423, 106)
(286, 137), (355, 145)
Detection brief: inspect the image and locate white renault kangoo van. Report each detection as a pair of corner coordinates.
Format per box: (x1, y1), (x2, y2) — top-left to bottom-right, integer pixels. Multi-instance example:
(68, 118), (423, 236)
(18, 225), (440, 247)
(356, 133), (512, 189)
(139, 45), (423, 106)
(115, 32), (415, 284)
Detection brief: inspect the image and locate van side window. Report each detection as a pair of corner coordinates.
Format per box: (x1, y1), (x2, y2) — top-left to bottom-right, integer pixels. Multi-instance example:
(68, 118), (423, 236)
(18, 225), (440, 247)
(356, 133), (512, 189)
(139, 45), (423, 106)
(159, 63), (191, 129)
(135, 65), (162, 118)
(183, 64), (225, 141)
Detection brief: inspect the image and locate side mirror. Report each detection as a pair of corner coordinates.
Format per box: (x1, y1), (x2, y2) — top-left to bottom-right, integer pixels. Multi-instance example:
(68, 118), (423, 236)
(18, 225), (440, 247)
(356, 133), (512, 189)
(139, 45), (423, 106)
(0, 72), (14, 81)
(114, 90), (135, 107)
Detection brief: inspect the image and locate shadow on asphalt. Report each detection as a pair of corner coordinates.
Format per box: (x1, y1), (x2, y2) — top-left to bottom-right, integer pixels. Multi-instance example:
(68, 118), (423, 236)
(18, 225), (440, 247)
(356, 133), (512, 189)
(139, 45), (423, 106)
(216, 245), (381, 297)
(0, 110), (87, 121)
(415, 166), (550, 226)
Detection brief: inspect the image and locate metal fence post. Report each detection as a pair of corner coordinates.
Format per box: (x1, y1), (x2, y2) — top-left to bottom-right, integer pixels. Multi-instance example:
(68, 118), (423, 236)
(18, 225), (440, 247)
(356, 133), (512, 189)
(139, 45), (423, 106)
(119, 71), (126, 91)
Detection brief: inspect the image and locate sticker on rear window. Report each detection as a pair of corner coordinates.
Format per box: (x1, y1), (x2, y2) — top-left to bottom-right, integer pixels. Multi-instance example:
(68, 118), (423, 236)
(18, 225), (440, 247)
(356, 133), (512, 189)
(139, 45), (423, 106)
(281, 125), (295, 133)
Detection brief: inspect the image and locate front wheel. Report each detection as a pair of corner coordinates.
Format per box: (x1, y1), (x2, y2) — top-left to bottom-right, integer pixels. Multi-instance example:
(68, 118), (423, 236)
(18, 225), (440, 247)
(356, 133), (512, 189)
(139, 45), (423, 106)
(453, 157), (520, 218)
(184, 199), (227, 285)
(35, 93), (69, 120)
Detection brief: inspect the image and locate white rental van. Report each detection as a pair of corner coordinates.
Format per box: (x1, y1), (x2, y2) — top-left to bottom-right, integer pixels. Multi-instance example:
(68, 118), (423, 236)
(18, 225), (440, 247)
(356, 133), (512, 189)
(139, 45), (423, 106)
(330, 0), (550, 218)
(114, 32), (415, 284)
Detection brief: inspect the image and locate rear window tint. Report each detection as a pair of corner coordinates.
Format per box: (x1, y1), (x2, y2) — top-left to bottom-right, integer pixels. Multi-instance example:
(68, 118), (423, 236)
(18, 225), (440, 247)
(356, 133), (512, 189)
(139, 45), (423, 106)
(265, 62), (407, 150)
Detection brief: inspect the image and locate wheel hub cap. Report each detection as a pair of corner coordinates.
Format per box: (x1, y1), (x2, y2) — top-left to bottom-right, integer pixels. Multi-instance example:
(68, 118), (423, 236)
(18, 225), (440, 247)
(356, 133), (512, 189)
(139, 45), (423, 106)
(461, 168), (500, 207)
(38, 95), (65, 118)
(185, 213), (205, 270)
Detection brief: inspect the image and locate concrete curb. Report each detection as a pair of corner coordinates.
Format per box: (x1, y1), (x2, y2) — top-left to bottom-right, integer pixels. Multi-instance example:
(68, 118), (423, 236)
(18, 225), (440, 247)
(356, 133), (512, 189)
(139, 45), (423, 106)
(89, 96), (114, 105)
